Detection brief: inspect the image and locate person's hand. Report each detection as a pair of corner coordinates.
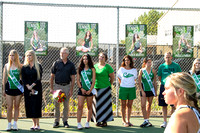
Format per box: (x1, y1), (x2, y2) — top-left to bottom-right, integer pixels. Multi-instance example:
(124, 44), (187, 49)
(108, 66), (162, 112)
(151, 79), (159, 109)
(81, 88), (86, 95)
(69, 89), (73, 97)
(86, 89), (92, 95)
(27, 85), (32, 90)
(50, 89), (54, 94)
(141, 91), (146, 97)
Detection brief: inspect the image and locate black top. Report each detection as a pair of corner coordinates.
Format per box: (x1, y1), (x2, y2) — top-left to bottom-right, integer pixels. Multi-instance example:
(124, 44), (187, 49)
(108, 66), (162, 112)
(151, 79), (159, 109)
(21, 64), (43, 118)
(51, 59), (76, 84)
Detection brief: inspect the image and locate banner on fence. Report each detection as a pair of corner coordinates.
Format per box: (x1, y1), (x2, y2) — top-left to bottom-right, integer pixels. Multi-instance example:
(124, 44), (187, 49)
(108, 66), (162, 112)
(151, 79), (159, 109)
(125, 24), (147, 57)
(173, 25), (194, 58)
(24, 21), (48, 56)
(76, 23), (98, 56)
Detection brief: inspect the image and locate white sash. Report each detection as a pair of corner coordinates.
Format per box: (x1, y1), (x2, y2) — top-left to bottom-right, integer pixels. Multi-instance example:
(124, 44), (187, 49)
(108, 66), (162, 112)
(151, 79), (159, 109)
(142, 68), (155, 96)
(81, 69), (96, 94)
(9, 69), (24, 93)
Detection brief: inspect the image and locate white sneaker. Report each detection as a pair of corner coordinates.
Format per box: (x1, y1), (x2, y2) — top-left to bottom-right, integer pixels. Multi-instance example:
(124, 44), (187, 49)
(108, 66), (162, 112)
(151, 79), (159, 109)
(77, 123), (83, 130)
(85, 122), (90, 129)
(160, 122), (167, 128)
(6, 123), (12, 131)
(13, 122), (18, 131)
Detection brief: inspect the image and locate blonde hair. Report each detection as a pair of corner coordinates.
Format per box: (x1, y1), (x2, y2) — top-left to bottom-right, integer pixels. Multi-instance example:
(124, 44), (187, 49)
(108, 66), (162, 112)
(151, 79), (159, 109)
(7, 49), (21, 76)
(166, 72), (200, 112)
(24, 50), (40, 79)
(191, 58), (200, 75)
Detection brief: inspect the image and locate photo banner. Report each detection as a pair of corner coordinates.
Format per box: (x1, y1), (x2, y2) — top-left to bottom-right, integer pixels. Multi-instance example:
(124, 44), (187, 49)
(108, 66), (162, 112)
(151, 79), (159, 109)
(76, 23), (98, 56)
(24, 21), (48, 56)
(125, 24), (147, 57)
(173, 25), (194, 58)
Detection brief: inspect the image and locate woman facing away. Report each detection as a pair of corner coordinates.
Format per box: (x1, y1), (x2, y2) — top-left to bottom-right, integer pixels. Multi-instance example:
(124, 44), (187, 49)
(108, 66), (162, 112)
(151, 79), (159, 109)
(76, 54), (96, 130)
(163, 72), (200, 133)
(138, 58), (157, 127)
(117, 55), (137, 127)
(2, 50), (23, 131)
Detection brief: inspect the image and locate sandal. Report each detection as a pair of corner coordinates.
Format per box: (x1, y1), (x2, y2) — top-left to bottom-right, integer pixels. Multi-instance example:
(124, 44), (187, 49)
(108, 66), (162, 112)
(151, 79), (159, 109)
(122, 122), (129, 127)
(96, 122), (102, 127)
(128, 122), (133, 126)
(102, 122), (107, 127)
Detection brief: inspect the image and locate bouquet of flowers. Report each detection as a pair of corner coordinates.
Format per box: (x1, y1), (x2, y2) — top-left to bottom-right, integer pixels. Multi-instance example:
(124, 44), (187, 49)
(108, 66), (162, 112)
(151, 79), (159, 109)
(53, 90), (67, 103)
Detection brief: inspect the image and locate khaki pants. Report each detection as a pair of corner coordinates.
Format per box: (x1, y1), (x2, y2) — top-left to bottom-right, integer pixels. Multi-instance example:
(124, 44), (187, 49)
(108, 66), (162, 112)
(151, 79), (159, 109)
(54, 84), (70, 123)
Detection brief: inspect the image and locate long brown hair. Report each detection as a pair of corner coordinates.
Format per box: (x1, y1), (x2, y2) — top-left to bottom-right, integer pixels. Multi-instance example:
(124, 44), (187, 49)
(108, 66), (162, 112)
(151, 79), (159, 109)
(121, 55), (135, 68)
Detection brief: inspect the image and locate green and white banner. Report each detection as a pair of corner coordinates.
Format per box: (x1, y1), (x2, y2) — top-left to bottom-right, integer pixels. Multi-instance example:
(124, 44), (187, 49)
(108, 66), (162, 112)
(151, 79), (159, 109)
(173, 25), (193, 58)
(125, 24), (147, 57)
(76, 23), (98, 56)
(24, 21), (48, 56)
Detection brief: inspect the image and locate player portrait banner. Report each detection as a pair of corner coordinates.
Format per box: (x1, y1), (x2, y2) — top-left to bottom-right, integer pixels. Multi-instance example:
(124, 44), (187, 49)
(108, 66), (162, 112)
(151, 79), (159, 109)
(24, 21), (48, 56)
(76, 23), (98, 56)
(173, 25), (194, 58)
(125, 24), (147, 57)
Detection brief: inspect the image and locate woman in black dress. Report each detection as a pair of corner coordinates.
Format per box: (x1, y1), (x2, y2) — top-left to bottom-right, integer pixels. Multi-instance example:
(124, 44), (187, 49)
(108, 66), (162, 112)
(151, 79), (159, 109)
(21, 50), (43, 130)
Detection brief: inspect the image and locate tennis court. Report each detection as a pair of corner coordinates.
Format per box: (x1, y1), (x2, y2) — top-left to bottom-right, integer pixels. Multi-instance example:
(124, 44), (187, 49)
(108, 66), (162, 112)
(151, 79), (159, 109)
(0, 117), (165, 133)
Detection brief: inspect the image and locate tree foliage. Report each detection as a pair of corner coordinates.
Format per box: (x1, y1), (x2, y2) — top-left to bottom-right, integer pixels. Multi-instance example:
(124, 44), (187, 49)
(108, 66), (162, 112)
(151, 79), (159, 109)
(131, 9), (164, 35)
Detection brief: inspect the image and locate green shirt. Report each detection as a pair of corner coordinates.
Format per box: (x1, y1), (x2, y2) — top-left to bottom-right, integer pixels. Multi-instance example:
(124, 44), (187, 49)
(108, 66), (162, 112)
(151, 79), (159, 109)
(81, 68), (93, 91)
(8, 69), (20, 89)
(141, 69), (154, 91)
(158, 62), (181, 85)
(94, 63), (114, 89)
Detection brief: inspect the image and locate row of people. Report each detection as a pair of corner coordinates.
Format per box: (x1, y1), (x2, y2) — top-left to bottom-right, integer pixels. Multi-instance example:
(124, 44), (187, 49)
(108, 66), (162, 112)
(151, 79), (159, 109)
(2, 48), (200, 133)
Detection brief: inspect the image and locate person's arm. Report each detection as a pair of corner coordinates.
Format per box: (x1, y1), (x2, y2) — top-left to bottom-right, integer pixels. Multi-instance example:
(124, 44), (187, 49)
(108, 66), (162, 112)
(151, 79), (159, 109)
(86, 68), (96, 95)
(186, 40), (191, 48)
(109, 72), (115, 85)
(152, 69), (157, 96)
(129, 40), (134, 51)
(158, 76), (161, 83)
(77, 70), (86, 95)
(21, 66), (32, 90)
(50, 73), (55, 94)
(2, 65), (7, 97)
(69, 75), (75, 97)
(138, 69), (145, 97)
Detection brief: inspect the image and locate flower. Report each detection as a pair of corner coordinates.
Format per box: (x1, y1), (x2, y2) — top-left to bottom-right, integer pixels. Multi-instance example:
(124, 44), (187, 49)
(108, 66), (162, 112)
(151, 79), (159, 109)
(53, 90), (67, 103)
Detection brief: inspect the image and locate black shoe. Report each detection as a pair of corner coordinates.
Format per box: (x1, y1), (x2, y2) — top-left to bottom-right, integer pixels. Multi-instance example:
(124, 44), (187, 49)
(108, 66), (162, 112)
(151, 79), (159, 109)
(140, 121), (148, 127)
(53, 122), (59, 128)
(63, 121), (69, 128)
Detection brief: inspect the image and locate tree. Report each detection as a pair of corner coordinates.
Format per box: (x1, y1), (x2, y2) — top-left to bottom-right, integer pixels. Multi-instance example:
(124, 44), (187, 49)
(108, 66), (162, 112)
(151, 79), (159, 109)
(131, 9), (164, 35)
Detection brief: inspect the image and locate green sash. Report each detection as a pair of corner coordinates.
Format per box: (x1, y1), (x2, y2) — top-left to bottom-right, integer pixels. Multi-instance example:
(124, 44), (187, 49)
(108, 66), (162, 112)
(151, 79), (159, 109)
(81, 70), (96, 94)
(142, 68), (155, 96)
(9, 70), (24, 93)
(192, 73), (200, 92)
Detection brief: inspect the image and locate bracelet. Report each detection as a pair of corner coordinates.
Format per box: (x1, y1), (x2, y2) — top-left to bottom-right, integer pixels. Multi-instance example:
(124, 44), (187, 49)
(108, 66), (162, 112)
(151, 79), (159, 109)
(31, 84), (34, 88)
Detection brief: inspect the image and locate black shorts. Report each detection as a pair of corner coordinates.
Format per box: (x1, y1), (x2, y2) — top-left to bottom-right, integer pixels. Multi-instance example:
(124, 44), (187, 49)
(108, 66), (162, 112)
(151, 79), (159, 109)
(78, 88), (93, 97)
(5, 82), (23, 96)
(140, 83), (154, 97)
(140, 91), (154, 97)
(158, 85), (167, 106)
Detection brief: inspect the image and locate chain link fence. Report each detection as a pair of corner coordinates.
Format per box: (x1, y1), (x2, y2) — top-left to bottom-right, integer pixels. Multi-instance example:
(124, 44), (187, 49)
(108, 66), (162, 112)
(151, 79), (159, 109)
(1, 2), (200, 118)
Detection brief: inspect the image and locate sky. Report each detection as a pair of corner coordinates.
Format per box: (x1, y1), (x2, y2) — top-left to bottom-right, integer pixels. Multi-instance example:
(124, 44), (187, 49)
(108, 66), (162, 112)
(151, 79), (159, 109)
(1, 0), (198, 43)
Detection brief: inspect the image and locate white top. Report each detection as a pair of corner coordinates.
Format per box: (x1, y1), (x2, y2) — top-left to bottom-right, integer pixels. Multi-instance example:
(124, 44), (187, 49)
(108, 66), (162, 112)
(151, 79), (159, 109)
(164, 105), (200, 133)
(117, 67), (137, 88)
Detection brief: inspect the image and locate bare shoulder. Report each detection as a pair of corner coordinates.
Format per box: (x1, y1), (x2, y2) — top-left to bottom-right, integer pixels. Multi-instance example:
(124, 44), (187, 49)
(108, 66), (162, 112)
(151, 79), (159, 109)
(175, 108), (199, 132)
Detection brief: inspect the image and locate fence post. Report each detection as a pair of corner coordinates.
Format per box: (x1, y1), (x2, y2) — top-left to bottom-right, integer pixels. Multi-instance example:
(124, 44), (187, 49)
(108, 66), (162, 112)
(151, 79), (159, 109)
(115, 7), (119, 117)
(0, 2), (3, 118)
